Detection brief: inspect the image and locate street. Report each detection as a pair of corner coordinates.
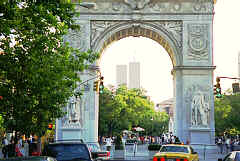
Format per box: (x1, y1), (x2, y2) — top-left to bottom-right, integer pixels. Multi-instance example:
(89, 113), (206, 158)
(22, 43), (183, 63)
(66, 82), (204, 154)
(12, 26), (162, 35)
(102, 144), (226, 161)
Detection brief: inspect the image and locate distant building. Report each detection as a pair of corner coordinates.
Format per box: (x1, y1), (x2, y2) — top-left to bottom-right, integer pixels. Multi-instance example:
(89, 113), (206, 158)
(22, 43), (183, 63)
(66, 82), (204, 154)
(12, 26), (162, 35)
(116, 65), (127, 87)
(129, 62), (140, 89)
(156, 98), (174, 133)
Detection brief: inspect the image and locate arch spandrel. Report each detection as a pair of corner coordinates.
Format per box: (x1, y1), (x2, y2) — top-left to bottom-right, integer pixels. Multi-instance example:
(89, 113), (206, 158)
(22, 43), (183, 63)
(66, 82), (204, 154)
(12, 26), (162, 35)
(91, 21), (183, 67)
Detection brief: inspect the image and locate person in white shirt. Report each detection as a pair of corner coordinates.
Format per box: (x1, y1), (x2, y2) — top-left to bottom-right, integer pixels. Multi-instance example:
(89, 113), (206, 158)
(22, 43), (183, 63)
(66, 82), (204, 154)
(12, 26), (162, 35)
(105, 137), (112, 151)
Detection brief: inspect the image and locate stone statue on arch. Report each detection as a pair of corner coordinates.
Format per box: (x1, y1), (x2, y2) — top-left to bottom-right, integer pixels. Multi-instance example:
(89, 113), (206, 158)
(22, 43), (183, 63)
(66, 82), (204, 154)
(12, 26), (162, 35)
(191, 90), (210, 127)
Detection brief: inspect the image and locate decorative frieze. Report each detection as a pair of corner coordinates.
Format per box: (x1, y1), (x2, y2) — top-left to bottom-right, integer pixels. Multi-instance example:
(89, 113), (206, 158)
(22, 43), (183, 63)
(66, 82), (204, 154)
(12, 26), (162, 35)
(124, 0), (150, 10)
(76, 1), (214, 14)
(187, 24), (209, 61)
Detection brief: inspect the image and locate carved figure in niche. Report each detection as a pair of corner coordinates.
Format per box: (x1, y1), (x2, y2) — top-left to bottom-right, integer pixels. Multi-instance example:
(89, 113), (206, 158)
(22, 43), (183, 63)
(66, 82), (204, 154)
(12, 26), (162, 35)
(124, 0), (150, 10)
(68, 99), (80, 123)
(191, 90), (209, 127)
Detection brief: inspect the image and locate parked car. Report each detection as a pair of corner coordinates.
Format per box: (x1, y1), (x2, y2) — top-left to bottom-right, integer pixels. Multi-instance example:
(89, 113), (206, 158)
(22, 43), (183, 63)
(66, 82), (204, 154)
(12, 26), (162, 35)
(0, 156), (56, 161)
(42, 141), (94, 161)
(86, 142), (110, 160)
(153, 144), (199, 161)
(218, 151), (240, 161)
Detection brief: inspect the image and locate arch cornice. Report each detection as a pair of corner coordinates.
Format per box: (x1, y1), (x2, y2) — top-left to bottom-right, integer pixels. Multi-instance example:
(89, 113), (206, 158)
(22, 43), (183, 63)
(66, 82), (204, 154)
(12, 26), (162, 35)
(91, 20), (183, 66)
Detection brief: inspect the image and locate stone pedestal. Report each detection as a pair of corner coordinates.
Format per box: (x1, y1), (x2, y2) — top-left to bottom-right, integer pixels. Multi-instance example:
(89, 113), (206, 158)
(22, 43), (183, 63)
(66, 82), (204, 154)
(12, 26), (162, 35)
(191, 144), (219, 161)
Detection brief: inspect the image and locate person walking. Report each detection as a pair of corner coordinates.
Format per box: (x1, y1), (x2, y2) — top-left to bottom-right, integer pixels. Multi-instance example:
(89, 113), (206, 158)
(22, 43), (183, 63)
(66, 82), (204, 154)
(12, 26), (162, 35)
(8, 139), (16, 158)
(15, 140), (23, 157)
(2, 137), (9, 158)
(226, 137), (231, 153)
(217, 137), (223, 154)
(105, 136), (112, 151)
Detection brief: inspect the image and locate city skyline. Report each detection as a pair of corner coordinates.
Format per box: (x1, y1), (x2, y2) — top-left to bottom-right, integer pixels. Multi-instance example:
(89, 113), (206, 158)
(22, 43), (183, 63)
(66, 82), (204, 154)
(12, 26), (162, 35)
(116, 62), (141, 89)
(116, 64), (127, 87)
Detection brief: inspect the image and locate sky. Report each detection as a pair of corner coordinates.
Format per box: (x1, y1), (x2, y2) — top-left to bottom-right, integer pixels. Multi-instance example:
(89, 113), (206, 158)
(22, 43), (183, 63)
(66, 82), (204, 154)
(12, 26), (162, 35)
(99, 1), (240, 104)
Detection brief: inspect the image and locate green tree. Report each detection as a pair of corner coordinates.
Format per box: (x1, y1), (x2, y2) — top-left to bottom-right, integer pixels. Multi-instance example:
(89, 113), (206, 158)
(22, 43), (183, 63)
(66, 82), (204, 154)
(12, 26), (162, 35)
(0, 0), (98, 136)
(99, 85), (169, 137)
(215, 94), (240, 136)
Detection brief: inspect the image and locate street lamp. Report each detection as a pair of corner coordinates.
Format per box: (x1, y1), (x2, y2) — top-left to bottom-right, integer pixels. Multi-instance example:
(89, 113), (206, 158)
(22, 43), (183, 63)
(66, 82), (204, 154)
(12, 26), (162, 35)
(151, 117), (153, 142)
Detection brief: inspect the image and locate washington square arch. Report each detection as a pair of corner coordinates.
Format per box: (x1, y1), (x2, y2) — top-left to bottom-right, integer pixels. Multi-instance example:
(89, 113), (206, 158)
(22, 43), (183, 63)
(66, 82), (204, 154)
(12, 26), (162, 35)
(56, 0), (218, 158)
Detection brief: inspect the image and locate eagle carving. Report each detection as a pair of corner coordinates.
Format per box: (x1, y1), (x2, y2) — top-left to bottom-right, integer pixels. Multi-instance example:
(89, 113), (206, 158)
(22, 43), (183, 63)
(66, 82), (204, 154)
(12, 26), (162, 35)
(124, 0), (150, 10)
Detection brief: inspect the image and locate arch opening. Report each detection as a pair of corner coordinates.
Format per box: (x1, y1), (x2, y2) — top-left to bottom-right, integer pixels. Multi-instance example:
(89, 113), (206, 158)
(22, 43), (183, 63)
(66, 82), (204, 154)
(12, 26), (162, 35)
(99, 36), (174, 104)
(91, 21), (183, 67)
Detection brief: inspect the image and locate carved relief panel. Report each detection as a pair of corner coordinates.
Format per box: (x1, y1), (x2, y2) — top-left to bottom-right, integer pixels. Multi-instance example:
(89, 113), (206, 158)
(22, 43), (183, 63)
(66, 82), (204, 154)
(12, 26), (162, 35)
(187, 24), (209, 62)
(185, 84), (210, 128)
(62, 96), (86, 129)
(64, 23), (88, 52)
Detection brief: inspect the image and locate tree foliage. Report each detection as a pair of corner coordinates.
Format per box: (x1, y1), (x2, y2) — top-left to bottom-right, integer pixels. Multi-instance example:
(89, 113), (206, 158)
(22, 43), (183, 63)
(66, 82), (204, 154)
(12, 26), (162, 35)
(0, 0), (98, 136)
(215, 94), (240, 136)
(99, 85), (169, 137)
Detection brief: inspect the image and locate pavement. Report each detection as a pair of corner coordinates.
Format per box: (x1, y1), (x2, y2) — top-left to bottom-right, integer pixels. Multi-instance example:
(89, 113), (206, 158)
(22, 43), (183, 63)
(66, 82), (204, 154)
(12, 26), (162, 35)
(0, 144), (228, 161)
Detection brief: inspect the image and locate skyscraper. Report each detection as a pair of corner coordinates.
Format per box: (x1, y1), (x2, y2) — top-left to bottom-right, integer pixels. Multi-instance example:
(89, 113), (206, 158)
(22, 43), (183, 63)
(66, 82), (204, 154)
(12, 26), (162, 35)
(116, 65), (127, 87)
(129, 62), (140, 89)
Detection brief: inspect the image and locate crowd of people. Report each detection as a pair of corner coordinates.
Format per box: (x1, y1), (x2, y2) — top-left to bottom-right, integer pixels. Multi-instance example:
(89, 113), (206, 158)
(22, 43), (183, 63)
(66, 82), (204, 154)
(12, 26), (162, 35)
(1, 134), (39, 158)
(216, 135), (240, 154)
(99, 132), (183, 147)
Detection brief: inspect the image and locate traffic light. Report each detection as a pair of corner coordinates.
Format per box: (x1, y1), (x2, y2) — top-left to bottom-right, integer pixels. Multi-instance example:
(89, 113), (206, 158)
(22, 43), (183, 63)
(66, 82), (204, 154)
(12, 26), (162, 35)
(48, 123), (53, 130)
(99, 77), (104, 94)
(214, 77), (222, 98)
(232, 83), (240, 93)
(93, 81), (99, 92)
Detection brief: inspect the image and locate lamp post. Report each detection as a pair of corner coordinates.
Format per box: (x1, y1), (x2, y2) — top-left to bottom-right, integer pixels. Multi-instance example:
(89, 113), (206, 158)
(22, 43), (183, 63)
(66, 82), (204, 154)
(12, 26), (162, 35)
(150, 117), (153, 143)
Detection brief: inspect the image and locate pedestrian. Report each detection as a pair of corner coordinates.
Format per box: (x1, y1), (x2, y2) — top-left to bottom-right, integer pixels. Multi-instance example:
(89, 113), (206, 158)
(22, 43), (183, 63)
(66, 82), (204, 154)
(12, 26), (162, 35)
(105, 136), (112, 151)
(230, 138), (233, 152)
(24, 140), (29, 157)
(2, 145), (7, 158)
(2, 137), (9, 158)
(15, 140), (23, 157)
(226, 137), (231, 153)
(175, 137), (181, 144)
(217, 137), (223, 154)
(8, 139), (16, 158)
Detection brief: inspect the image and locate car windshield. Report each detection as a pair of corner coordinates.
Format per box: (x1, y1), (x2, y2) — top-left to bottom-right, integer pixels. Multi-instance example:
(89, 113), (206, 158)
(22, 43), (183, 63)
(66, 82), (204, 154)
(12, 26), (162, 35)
(46, 144), (90, 160)
(160, 146), (189, 153)
(236, 152), (240, 161)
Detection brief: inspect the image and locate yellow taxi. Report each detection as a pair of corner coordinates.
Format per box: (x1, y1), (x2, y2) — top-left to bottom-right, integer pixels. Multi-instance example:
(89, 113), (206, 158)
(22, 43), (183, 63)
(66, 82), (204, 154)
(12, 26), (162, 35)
(153, 144), (199, 161)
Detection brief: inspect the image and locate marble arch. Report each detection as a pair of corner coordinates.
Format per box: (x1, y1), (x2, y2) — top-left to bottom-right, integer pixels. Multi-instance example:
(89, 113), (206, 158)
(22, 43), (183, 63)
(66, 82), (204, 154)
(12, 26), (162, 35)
(92, 21), (182, 66)
(56, 0), (218, 159)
